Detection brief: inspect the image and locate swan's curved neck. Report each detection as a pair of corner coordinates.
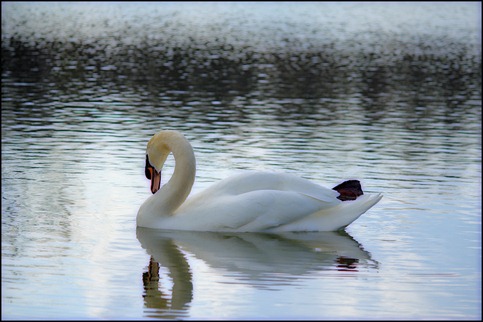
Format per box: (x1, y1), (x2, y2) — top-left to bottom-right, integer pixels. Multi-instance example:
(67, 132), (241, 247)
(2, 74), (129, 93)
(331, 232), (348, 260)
(154, 133), (196, 214)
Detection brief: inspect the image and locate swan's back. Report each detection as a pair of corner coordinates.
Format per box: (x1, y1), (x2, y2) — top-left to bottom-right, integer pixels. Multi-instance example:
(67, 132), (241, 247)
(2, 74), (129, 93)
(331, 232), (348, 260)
(167, 171), (381, 232)
(186, 171), (340, 202)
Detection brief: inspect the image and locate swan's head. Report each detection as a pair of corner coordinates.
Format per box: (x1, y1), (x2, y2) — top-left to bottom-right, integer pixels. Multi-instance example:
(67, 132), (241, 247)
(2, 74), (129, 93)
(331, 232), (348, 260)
(145, 132), (172, 194)
(144, 130), (195, 194)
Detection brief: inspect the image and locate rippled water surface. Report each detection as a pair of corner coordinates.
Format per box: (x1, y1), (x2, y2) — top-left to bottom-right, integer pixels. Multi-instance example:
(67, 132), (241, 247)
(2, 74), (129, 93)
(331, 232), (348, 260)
(2, 2), (481, 320)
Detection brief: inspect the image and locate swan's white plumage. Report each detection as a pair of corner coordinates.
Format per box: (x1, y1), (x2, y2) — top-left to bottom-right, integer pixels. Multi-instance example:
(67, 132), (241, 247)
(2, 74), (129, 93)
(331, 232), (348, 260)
(137, 130), (382, 232)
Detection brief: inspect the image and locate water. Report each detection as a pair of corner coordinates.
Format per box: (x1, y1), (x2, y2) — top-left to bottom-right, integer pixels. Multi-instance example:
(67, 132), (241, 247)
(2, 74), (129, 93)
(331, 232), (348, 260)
(2, 2), (481, 320)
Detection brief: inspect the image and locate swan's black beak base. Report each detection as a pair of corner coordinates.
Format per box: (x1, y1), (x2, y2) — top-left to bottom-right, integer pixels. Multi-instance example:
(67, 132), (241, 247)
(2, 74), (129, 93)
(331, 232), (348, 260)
(145, 155), (161, 194)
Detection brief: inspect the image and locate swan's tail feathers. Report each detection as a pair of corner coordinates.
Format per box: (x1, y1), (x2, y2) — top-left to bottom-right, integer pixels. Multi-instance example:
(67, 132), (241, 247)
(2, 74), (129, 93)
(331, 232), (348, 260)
(333, 180), (363, 201)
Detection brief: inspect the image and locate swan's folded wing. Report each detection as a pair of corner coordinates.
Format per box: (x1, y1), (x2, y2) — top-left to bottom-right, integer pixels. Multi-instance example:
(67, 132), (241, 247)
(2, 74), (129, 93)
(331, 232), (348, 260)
(270, 193), (383, 232)
(229, 190), (340, 232)
(174, 189), (339, 232)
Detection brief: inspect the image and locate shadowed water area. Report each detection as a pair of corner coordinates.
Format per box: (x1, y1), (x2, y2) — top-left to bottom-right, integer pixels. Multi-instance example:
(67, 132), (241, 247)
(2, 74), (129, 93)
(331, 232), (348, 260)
(1, 2), (481, 320)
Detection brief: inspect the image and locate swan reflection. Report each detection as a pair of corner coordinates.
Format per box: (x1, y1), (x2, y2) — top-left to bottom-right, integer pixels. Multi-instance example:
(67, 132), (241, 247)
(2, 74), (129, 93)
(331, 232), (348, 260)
(137, 228), (378, 318)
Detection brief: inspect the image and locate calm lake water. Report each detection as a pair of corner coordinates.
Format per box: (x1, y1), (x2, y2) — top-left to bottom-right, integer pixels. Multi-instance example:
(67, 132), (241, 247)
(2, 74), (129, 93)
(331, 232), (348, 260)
(2, 2), (481, 320)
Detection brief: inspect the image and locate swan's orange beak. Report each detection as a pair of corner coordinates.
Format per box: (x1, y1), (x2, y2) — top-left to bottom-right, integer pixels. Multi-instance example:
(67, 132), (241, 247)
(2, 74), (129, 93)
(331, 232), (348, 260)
(145, 155), (161, 194)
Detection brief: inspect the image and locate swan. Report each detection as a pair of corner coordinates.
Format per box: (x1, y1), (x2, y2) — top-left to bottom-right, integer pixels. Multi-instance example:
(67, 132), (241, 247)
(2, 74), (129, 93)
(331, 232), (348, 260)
(137, 130), (382, 232)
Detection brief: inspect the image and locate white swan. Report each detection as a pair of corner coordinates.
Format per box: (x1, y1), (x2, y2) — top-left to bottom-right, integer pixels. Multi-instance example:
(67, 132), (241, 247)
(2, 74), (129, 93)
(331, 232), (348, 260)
(137, 130), (382, 232)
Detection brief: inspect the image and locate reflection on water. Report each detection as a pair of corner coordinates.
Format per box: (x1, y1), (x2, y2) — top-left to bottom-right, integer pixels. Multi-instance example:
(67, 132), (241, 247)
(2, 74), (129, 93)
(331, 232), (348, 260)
(142, 245), (192, 320)
(137, 228), (377, 319)
(2, 2), (481, 320)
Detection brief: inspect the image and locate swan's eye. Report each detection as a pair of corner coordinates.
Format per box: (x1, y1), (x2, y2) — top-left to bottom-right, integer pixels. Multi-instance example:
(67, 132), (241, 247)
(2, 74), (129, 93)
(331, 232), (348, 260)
(145, 155), (152, 179)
